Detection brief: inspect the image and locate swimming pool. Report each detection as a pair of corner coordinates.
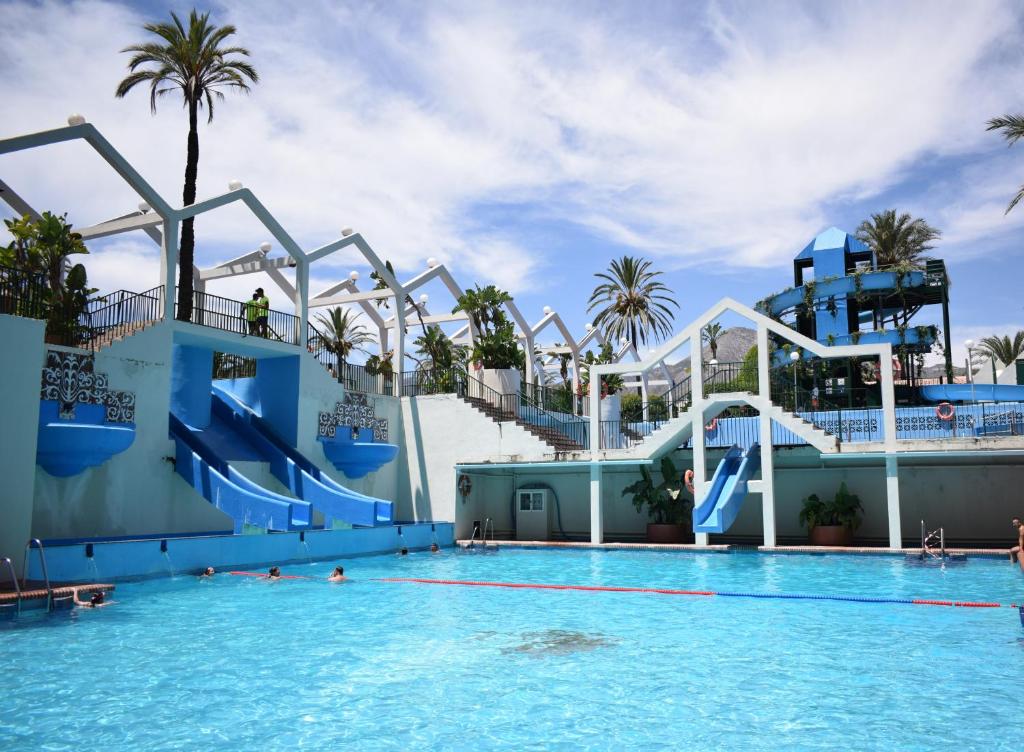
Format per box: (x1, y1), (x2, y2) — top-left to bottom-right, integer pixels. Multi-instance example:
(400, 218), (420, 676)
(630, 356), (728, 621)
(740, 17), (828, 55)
(1, 548), (1022, 750)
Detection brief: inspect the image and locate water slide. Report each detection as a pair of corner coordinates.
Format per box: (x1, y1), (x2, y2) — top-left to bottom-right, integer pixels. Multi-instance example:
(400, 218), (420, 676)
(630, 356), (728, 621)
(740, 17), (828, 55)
(693, 444), (761, 534)
(919, 383), (1024, 404)
(169, 413), (311, 534)
(210, 386), (393, 527)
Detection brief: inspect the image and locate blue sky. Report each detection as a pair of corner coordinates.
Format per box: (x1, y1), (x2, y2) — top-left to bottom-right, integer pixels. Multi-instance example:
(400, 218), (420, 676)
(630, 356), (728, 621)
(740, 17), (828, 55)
(1, 0), (1023, 365)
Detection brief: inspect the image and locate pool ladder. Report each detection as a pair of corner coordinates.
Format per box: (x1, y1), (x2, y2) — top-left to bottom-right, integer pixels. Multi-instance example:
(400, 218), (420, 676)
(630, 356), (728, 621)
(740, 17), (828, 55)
(20, 538), (60, 612)
(920, 520), (946, 560)
(1, 556), (21, 616)
(482, 518), (497, 549)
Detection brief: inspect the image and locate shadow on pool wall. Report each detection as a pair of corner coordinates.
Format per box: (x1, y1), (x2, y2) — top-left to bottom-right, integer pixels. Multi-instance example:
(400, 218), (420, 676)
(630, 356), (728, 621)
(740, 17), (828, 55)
(454, 446), (1024, 548)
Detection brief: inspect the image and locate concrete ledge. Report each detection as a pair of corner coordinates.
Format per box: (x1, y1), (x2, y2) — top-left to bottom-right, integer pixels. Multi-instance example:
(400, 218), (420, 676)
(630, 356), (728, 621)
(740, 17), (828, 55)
(28, 523), (454, 583)
(459, 539), (1007, 559)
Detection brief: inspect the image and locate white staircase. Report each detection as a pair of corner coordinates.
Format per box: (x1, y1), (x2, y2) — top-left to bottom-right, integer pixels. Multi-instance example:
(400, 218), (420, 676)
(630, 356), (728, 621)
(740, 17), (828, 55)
(761, 402), (838, 453)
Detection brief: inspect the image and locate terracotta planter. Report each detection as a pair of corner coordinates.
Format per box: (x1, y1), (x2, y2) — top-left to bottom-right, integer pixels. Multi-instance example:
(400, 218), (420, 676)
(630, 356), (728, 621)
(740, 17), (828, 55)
(808, 525), (853, 547)
(646, 523), (694, 544)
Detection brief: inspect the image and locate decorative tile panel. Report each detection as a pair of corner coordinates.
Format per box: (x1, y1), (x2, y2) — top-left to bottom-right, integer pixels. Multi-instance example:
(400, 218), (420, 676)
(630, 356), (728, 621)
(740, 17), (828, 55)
(40, 350), (135, 424)
(318, 392), (389, 443)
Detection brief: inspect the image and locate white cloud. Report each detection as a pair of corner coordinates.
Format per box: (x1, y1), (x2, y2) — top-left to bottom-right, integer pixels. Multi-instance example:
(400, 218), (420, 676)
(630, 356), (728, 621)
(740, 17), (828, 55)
(1, 0), (1022, 308)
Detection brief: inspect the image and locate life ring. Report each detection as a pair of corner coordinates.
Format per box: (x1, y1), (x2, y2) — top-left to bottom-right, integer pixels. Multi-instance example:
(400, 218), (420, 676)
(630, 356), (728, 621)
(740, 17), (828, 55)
(935, 402), (955, 422)
(457, 474), (473, 497)
(705, 418), (718, 432)
(684, 469), (695, 495)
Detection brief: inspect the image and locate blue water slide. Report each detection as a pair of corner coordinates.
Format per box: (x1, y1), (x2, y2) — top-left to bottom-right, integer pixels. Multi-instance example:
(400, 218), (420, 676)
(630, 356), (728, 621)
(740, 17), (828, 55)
(210, 386), (393, 526)
(919, 383), (1024, 404)
(693, 444), (761, 534)
(168, 413), (310, 534)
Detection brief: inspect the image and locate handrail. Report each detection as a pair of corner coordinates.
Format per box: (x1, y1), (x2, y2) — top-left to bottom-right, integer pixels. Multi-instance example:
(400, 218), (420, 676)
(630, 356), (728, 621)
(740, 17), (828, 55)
(1, 556), (21, 616)
(0, 263), (47, 319)
(85, 285), (164, 348)
(21, 539), (52, 612)
(178, 287), (300, 345)
(483, 517), (495, 547)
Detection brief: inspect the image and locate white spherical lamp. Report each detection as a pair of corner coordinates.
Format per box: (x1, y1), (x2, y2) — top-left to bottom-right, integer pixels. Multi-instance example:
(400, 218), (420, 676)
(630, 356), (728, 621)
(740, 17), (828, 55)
(348, 270), (360, 281)
(137, 201), (151, 213)
(228, 179), (243, 191)
(543, 306), (552, 315)
(964, 339), (974, 349)
(585, 323), (593, 331)
(426, 257), (438, 268)
(67, 113), (86, 126)
(259, 241), (272, 254)
(341, 227), (354, 237)
(419, 294), (429, 304)
(789, 350), (800, 362)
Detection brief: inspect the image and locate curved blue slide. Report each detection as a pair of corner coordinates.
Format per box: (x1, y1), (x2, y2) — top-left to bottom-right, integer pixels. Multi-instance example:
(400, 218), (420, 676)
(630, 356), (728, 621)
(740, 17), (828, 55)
(210, 387), (393, 527)
(920, 383), (1024, 404)
(693, 444), (761, 534)
(169, 413), (311, 534)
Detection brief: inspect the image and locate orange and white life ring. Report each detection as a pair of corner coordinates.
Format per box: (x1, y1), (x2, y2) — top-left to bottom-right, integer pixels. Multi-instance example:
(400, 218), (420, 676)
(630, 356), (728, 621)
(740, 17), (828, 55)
(935, 402), (955, 422)
(684, 469), (695, 495)
(705, 418), (718, 432)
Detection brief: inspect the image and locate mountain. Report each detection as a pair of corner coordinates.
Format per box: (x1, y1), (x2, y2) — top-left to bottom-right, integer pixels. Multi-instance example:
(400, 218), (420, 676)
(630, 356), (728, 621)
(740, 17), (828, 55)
(653, 327), (757, 391)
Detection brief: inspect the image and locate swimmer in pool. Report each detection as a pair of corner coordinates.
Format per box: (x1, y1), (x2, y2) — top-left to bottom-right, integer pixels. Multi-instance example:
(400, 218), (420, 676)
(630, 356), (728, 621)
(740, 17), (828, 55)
(430, 543), (440, 554)
(74, 589), (112, 608)
(268, 566), (282, 579)
(328, 566), (346, 582)
(1011, 518), (1024, 572)
(198, 566), (215, 579)
(399, 547), (408, 556)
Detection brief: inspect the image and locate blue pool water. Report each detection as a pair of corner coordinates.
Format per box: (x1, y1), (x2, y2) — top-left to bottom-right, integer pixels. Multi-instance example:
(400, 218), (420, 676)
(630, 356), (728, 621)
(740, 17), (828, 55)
(2, 548), (1023, 751)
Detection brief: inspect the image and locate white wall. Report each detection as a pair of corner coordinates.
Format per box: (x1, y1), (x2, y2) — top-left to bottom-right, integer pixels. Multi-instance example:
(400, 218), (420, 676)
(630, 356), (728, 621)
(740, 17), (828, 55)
(396, 394), (551, 536)
(0, 315), (45, 573)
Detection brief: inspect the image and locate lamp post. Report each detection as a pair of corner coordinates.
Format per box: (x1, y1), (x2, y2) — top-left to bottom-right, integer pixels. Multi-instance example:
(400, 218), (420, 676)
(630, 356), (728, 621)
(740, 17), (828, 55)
(790, 350), (801, 410)
(709, 358), (718, 392)
(964, 339), (977, 406)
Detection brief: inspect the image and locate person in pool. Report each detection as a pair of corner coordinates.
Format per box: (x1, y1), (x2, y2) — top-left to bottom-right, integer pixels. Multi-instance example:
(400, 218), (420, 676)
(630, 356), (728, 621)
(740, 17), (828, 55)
(1010, 518), (1024, 571)
(430, 543), (440, 554)
(328, 566), (346, 582)
(268, 566), (282, 579)
(74, 589), (111, 608)
(399, 547), (408, 556)
(198, 566), (215, 579)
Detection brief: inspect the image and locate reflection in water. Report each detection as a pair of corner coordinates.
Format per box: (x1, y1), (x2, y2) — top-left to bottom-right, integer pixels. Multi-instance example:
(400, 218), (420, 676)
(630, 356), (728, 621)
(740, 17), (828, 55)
(502, 629), (617, 657)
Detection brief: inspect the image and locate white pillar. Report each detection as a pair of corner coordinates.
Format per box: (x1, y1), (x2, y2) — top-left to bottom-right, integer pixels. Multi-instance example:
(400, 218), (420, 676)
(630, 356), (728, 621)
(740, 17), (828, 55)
(885, 454), (902, 549)
(161, 219), (178, 320)
(691, 338), (708, 546)
(590, 462), (603, 544)
(759, 413), (776, 547)
(522, 333), (535, 386)
(392, 291), (404, 397)
(295, 259), (309, 347)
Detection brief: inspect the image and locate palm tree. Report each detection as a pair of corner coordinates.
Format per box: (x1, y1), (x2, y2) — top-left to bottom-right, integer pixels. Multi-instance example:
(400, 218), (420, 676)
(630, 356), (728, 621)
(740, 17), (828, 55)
(979, 331), (1024, 367)
(854, 210), (941, 270)
(986, 115), (1024, 212)
(314, 307), (374, 379)
(414, 325), (462, 370)
(587, 257), (678, 347)
(116, 10), (258, 322)
(702, 322), (723, 361)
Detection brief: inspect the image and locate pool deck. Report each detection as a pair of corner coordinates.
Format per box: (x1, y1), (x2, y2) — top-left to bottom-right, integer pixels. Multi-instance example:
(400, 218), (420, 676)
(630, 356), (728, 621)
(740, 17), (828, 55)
(0, 583), (115, 605)
(457, 540), (1008, 558)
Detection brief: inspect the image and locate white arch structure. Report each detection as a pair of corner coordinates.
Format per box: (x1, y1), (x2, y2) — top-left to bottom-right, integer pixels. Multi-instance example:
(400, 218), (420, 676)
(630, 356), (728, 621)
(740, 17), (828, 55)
(1, 118), (682, 398)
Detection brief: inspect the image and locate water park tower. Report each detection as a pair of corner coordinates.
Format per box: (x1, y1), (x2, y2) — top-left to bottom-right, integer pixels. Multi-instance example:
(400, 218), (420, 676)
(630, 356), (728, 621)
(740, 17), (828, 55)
(760, 227), (954, 392)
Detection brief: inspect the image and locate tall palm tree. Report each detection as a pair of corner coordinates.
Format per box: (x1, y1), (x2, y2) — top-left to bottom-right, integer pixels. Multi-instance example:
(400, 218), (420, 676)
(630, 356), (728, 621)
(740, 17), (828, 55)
(116, 10), (258, 322)
(979, 331), (1024, 367)
(314, 307), (374, 378)
(587, 257), (678, 347)
(855, 210), (941, 270)
(986, 114), (1024, 212)
(414, 325), (463, 370)
(702, 322), (723, 361)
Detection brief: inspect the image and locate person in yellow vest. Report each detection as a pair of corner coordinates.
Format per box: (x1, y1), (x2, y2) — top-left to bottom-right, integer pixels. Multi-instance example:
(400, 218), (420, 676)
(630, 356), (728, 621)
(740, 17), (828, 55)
(243, 292), (260, 335)
(254, 287), (270, 337)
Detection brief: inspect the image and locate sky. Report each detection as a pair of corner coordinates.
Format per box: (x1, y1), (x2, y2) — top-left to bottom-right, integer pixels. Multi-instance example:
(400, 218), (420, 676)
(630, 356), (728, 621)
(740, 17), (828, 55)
(1, 0), (1023, 367)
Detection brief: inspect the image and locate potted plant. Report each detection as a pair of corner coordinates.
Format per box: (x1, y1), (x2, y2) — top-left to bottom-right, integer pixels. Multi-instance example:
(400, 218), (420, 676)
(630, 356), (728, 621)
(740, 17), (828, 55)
(452, 284), (523, 402)
(579, 342), (624, 419)
(624, 456), (694, 543)
(798, 482), (863, 546)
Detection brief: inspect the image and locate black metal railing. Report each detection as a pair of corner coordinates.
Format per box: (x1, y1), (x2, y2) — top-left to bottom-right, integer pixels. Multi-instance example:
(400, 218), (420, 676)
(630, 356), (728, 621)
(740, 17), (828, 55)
(0, 263), (47, 319)
(703, 360), (757, 396)
(213, 352), (257, 379)
(179, 288), (300, 345)
(520, 379), (583, 416)
(399, 366), (466, 397)
(514, 383), (589, 449)
(86, 286), (164, 347)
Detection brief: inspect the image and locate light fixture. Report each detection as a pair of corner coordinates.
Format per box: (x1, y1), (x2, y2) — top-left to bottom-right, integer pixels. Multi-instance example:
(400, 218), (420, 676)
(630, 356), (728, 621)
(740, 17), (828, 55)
(67, 113), (86, 126)
(259, 241), (272, 254)
(349, 270), (360, 281)
(789, 350), (800, 362)
(543, 306), (552, 315)
(964, 339), (974, 349)
(341, 227), (354, 237)
(426, 257), (438, 268)
(419, 294), (429, 304)
(710, 358), (718, 367)
(228, 179), (243, 191)
(620, 338), (628, 347)
(137, 201), (151, 213)
(585, 323), (593, 331)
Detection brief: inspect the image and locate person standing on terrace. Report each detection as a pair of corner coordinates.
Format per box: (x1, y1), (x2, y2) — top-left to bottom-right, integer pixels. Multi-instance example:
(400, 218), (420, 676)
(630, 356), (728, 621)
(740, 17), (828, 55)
(243, 293), (260, 336)
(1011, 518), (1024, 571)
(255, 288), (270, 337)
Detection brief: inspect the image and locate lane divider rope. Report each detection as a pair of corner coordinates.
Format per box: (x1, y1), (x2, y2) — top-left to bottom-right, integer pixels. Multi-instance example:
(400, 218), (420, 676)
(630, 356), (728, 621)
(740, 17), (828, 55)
(376, 577), (1019, 611)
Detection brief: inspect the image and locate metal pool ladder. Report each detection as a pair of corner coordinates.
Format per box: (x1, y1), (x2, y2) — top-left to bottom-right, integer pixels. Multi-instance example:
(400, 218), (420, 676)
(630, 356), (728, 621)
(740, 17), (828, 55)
(21, 538), (54, 612)
(483, 518), (497, 550)
(1, 556), (21, 616)
(920, 520), (945, 560)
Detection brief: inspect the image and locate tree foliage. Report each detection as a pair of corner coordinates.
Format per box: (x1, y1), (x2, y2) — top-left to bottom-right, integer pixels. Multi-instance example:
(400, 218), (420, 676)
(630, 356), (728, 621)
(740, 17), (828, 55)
(855, 210), (941, 270)
(587, 256), (678, 346)
(987, 114), (1024, 213)
(979, 331), (1024, 367)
